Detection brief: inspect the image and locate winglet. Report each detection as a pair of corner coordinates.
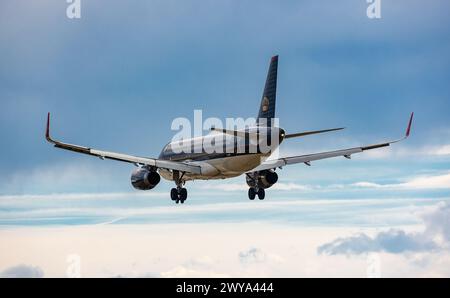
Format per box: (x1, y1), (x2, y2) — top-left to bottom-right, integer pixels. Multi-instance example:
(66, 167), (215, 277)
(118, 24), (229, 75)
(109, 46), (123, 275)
(45, 112), (53, 143)
(405, 112), (414, 138)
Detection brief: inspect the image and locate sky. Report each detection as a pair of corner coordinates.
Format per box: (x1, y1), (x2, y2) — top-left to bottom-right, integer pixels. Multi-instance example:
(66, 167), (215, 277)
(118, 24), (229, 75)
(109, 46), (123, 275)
(0, 0), (450, 277)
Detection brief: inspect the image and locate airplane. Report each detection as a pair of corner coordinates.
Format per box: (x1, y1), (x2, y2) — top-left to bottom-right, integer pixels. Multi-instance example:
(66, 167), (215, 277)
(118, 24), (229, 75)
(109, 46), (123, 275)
(45, 55), (414, 204)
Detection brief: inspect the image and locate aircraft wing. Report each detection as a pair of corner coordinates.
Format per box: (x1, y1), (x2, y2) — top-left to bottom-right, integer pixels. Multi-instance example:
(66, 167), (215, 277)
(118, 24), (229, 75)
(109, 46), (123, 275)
(250, 113), (414, 173)
(45, 113), (202, 175)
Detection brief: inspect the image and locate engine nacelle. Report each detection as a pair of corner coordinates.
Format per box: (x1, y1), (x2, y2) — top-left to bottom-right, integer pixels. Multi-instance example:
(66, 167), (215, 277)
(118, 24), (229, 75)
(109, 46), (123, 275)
(246, 170), (278, 189)
(131, 168), (161, 190)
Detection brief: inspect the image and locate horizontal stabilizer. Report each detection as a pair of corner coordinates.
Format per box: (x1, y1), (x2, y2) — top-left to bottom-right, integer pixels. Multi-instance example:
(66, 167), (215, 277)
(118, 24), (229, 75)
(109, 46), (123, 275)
(284, 127), (345, 139)
(210, 128), (250, 139)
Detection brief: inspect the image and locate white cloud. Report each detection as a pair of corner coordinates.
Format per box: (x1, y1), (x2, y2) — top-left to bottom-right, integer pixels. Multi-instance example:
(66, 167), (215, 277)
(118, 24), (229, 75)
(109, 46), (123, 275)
(361, 144), (450, 160)
(401, 173), (450, 190)
(429, 144), (450, 156)
(160, 256), (229, 277)
(160, 266), (229, 278)
(183, 256), (215, 270)
(0, 188), (446, 229)
(422, 201), (450, 243)
(1, 219), (450, 277)
(199, 182), (311, 192)
(271, 183), (311, 191)
(317, 230), (437, 255)
(239, 247), (284, 265)
(352, 182), (382, 188)
(282, 141), (450, 161)
(239, 247), (267, 264)
(350, 172), (450, 190)
(199, 183), (247, 192)
(0, 192), (165, 202)
(197, 171), (450, 194)
(0, 264), (44, 278)
(0, 162), (127, 194)
(318, 201), (450, 255)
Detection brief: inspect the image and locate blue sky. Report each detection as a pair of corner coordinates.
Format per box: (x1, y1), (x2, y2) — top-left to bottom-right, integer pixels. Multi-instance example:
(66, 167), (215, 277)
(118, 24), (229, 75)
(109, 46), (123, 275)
(0, 0), (450, 277)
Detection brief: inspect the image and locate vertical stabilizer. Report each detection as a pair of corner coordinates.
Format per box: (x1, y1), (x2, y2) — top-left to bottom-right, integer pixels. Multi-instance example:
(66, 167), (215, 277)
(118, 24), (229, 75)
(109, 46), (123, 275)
(257, 55), (278, 126)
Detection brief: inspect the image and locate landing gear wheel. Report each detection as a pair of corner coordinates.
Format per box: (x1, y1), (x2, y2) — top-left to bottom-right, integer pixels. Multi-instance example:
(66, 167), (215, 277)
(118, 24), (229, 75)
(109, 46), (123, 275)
(248, 188), (256, 200)
(171, 187), (187, 204)
(171, 170), (188, 204)
(257, 188), (265, 200)
(170, 188), (178, 201)
(179, 188), (187, 203)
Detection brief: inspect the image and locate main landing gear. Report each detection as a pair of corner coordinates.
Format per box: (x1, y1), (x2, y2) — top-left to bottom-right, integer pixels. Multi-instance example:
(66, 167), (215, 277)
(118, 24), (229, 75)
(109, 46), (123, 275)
(171, 170), (187, 204)
(248, 187), (265, 200)
(171, 187), (187, 204)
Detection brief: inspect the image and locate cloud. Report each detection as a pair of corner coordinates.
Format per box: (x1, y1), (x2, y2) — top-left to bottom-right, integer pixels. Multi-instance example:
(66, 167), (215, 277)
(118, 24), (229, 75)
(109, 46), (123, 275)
(0, 265), (44, 278)
(239, 247), (283, 265)
(199, 183), (247, 192)
(160, 256), (229, 277)
(271, 183), (311, 191)
(197, 171), (450, 194)
(183, 256), (215, 270)
(0, 162), (126, 195)
(361, 144), (450, 160)
(160, 266), (229, 278)
(422, 201), (450, 243)
(318, 201), (450, 255)
(350, 172), (450, 190)
(0, 192), (165, 202)
(0, 191), (174, 205)
(239, 247), (267, 264)
(317, 230), (437, 255)
(0, 187), (445, 227)
(114, 272), (161, 278)
(389, 172), (450, 190)
(198, 182), (311, 192)
(429, 145), (450, 156)
(1, 221), (450, 277)
(295, 142), (450, 161)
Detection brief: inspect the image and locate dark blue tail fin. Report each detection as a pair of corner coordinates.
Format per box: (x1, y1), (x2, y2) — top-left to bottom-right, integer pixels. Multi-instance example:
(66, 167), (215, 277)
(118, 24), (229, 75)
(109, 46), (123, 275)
(257, 55), (278, 126)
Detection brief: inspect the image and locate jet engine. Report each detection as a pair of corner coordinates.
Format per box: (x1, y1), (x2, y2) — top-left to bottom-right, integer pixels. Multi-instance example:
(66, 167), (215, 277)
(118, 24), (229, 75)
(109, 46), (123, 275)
(131, 168), (161, 190)
(246, 170), (278, 189)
